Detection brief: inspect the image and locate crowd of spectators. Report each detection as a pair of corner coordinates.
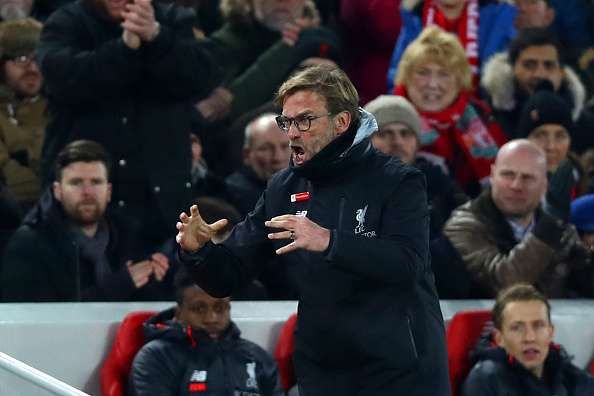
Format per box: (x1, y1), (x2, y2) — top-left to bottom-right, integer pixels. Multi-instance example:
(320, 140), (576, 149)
(0, 0), (591, 302)
(0, 0), (593, 394)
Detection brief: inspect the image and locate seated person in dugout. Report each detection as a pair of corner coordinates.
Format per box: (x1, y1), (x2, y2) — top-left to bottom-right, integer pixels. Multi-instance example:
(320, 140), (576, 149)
(463, 283), (594, 395)
(129, 267), (283, 396)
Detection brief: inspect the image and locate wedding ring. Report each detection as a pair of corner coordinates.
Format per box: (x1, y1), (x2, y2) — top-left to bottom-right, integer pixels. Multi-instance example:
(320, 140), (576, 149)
(289, 230), (295, 240)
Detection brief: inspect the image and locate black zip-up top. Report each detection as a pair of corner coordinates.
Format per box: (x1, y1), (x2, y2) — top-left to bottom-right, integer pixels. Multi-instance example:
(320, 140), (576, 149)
(181, 109), (451, 395)
(129, 308), (283, 396)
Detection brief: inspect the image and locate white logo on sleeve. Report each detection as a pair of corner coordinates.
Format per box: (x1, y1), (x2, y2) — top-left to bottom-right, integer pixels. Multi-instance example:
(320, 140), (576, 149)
(245, 362), (258, 389)
(190, 370), (207, 382)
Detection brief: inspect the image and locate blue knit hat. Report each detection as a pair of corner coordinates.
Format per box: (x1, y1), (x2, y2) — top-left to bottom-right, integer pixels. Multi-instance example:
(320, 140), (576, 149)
(570, 194), (594, 232)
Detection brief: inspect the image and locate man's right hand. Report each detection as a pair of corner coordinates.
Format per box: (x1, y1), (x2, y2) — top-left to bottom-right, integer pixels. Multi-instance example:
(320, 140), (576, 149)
(176, 205), (228, 252)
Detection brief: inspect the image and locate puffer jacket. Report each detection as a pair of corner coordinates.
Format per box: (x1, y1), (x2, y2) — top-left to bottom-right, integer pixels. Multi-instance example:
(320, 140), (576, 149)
(129, 308), (283, 396)
(181, 109), (451, 395)
(463, 333), (594, 396)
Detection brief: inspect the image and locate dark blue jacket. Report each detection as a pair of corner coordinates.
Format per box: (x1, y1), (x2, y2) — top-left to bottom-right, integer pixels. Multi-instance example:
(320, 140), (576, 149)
(129, 308), (283, 396)
(181, 110), (451, 395)
(463, 335), (594, 396)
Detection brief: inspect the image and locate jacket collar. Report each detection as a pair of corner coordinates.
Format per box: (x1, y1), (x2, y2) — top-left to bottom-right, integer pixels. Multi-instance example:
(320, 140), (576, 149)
(290, 108), (377, 182)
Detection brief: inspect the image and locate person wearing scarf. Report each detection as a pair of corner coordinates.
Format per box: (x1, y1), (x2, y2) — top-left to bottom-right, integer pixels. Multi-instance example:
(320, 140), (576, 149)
(386, 0), (516, 94)
(394, 26), (507, 195)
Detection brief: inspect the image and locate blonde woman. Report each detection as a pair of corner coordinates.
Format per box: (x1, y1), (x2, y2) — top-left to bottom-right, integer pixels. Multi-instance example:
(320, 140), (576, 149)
(394, 26), (507, 194)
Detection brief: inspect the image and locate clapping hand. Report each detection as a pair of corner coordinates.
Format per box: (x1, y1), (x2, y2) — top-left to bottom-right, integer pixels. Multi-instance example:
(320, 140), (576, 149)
(121, 0), (160, 49)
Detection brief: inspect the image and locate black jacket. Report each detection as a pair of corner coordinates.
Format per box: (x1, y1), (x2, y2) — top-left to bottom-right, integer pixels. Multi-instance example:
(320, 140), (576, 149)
(1, 189), (154, 302)
(181, 111), (451, 395)
(37, 0), (221, 246)
(224, 166), (267, 217)
(129, 308), (283, 396)
(463, 336), (594, 396)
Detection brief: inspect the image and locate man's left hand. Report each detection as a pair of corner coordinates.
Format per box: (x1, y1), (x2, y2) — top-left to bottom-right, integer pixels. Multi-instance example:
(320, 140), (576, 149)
(121, 0), (160, 42)
(265, 215), (330, 255)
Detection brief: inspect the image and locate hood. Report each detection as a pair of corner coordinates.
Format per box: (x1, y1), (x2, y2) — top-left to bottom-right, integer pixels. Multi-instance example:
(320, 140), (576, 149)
(290, 108), (377, 181)
(481, 52), (585, 120)
(143, 307), (241, 347)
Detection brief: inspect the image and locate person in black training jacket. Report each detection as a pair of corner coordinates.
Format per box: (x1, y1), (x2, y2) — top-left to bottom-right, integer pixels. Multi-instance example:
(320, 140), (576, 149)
(129, 267), (283, 396)
(176, 64), (450, 396)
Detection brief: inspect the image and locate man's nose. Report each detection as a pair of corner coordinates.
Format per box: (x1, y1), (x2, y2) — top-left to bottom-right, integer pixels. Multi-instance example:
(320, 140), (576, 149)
(510, 177), (523, 189)
(287, 124), (301, 139)
(524, 326), (537, 342)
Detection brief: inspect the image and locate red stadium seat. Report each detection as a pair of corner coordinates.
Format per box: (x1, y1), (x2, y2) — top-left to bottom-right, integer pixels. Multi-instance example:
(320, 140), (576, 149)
(100, 310), (156, 396)
(446, 309), (492, 396)
(274, 313), (298, 392)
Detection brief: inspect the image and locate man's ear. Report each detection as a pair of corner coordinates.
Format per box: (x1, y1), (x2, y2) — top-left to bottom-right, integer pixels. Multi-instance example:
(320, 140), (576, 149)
(545, 8), (555, 26)
(106, 182), (112, 203)
(52, 181), (62, 202)
(494, 328), (504, 347)
(333, 111), (352, 136)
(242, 147), (251, 166)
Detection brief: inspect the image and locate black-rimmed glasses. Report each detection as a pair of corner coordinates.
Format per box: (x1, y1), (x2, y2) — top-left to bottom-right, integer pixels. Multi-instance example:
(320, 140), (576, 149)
(275, 112), (333, 133)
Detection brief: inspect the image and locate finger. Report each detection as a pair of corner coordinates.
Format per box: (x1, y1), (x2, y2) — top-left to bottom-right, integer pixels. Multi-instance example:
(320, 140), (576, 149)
(176, 221), (185, 231)
(267, 230), (293, 240)
(276, 241), (299, 255)
(151, 252), (168, 263)
(270, 214), (296, 222)
(265, 220), (291, 230)
(152, 257), (169, 271)
(175, 232), (183, 244)
(190, 205), (200, 218)
(209, 218), (229, 232)
(180, 211), (189, 222)
(121, 20), (145, 34)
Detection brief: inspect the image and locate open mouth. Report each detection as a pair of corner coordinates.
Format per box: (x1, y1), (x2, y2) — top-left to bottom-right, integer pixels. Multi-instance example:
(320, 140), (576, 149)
(291, 145), (306, 165)
(522, 348), (540, 360)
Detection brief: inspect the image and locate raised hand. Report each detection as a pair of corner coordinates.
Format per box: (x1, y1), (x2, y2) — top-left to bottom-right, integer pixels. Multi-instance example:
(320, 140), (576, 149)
(176, 205), (228, 252)
(265, 214), (330, 255)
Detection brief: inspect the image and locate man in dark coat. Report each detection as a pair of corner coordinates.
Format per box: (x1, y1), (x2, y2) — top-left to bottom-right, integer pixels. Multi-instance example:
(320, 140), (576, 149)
(129, 268), (283, 396)
(463, 283), (594, 396)
(176, 65), (450, 395)
(36, 0), (221, 249)
(1, 140), (170, 301)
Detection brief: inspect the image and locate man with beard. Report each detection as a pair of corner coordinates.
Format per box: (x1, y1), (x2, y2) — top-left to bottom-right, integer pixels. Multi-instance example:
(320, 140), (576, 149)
(0, 18), (46, 211)
(176, 65), (450, 396)
(443, 139), (593, 298)
(36, 0), (221, 252)
(1, 140), (170, 302)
